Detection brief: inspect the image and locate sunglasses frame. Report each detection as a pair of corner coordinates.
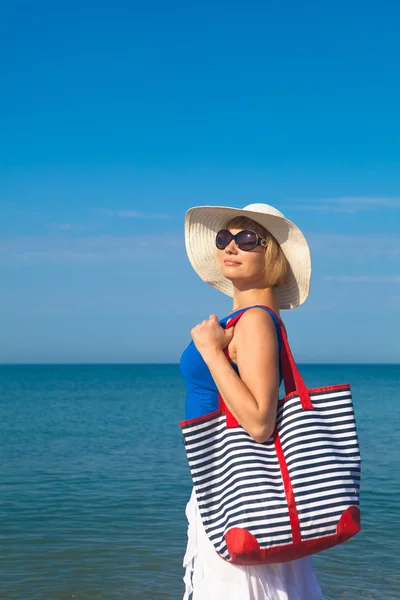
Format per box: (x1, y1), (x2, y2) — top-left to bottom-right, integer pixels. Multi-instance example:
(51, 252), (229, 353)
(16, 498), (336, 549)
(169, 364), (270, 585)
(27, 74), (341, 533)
(215, 229), (268, 251)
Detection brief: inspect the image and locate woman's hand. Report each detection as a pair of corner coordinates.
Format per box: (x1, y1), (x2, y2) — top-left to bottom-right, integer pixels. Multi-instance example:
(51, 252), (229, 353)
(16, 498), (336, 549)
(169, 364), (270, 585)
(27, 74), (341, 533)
(191, 314), (234, 362)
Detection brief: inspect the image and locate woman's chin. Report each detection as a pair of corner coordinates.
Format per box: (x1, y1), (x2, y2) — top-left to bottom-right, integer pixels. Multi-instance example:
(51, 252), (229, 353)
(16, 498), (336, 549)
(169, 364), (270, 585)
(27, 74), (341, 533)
(221, 270), (238, 282)
(222, 271), (266, 291)
(222, 272), (249, 285)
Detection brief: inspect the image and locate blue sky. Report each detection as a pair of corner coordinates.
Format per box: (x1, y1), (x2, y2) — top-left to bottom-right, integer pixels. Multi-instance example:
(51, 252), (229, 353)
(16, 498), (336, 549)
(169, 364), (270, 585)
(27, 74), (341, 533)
(0, 0), (399, 363)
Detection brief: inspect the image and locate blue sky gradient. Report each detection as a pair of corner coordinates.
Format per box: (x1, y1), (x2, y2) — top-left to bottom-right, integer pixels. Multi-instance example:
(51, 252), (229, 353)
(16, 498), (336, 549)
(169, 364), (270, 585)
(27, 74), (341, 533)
(1, 0), (399, 363)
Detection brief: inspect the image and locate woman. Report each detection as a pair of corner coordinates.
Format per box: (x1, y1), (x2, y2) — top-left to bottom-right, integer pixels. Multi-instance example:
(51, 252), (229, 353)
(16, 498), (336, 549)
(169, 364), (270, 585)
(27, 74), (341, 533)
(180, 203), (324, 599)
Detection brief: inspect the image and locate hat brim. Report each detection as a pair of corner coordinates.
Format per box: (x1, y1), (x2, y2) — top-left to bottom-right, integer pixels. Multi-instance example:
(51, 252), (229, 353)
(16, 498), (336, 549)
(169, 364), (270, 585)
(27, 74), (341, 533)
(184, 205), (311, 309)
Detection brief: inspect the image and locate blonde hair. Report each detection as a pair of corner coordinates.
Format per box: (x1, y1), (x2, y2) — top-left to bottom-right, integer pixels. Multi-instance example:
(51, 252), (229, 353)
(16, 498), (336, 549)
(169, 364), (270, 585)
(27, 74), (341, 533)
(224, 216), (289, 288)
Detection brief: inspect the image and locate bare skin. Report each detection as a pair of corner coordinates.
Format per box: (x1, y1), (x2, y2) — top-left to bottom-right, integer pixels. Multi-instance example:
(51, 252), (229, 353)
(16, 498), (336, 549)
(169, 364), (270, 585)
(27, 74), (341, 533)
(190, 228), (282, 443)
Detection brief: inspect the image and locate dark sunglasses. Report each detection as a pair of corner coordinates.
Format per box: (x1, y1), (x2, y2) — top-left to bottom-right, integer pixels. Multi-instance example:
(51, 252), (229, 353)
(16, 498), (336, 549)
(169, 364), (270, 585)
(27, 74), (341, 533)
(215, 229), (268, 251)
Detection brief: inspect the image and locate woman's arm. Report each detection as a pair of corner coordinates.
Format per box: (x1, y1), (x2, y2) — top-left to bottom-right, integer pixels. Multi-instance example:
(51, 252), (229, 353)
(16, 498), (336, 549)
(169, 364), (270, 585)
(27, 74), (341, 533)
(192, 308), (280, 443)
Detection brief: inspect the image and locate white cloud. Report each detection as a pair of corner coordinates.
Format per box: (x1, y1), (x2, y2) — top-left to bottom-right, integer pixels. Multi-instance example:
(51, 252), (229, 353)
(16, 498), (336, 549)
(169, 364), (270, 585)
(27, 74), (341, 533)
(58, 224), (95, 231)
(94, 209), (170, 219)
(0, 233), (183, 264)
(324, 275), (400, 283)
(288, 197), (400, 213)
(114, 210), (143, 218)
(390, 296), (400, 310)
(308, 233), (400, 261)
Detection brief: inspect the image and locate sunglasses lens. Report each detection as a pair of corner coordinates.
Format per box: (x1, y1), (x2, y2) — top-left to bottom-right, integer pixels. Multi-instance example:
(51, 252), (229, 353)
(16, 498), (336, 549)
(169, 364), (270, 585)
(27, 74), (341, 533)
(236, 230), (258, 250)
(216, 229), (232, 249)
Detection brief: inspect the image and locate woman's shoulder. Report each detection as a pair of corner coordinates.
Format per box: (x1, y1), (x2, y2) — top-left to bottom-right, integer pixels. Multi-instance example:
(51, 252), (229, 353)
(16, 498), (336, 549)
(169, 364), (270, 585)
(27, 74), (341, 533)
(227, 307), (282, 364)
(232, 306), (283, 348)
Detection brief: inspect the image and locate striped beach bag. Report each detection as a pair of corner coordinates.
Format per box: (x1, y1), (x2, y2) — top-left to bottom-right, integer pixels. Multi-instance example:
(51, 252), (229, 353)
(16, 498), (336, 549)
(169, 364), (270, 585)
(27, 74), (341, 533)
(180, 307), (361, 565)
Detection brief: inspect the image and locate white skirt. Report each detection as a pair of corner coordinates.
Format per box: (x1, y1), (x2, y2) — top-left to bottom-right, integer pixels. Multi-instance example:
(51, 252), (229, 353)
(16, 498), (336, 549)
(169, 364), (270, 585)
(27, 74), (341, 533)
(183, 488), (325, 600)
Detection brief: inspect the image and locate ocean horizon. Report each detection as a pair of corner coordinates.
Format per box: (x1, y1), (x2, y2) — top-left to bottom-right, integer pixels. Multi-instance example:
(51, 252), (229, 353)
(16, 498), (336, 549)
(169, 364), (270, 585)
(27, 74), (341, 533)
(1, 361), (398, 366)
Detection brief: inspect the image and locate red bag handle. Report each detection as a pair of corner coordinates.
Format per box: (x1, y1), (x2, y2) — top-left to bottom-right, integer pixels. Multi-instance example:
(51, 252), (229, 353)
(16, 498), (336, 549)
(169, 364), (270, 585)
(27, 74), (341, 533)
(221, 306), (313, 422)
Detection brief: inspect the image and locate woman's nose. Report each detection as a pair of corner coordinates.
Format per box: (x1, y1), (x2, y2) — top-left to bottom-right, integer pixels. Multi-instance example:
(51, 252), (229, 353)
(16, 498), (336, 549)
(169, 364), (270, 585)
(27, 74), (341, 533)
(225, 240), (238, 254)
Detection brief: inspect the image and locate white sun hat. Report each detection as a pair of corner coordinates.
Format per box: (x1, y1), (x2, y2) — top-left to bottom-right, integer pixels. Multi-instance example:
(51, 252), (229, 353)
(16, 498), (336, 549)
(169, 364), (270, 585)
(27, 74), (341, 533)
(184, 203), (311, 309)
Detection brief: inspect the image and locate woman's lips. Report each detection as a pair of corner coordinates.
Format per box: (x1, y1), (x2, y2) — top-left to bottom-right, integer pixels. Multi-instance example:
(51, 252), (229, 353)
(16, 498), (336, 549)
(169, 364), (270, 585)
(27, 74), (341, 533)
(224, 260), (241, 266)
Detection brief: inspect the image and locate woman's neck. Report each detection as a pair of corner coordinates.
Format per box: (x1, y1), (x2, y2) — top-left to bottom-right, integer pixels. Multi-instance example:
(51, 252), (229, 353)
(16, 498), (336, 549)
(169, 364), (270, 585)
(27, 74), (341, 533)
(230, 288), (280, 316)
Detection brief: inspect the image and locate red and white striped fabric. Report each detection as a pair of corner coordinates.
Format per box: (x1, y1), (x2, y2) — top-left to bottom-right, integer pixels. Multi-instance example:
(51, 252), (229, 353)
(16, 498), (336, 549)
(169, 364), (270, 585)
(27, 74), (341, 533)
(180, 308), (361, 565)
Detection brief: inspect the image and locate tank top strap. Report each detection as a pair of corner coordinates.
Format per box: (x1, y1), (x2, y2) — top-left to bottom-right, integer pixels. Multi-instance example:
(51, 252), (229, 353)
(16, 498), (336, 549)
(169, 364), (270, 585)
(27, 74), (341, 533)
(226, 304), (282, 351)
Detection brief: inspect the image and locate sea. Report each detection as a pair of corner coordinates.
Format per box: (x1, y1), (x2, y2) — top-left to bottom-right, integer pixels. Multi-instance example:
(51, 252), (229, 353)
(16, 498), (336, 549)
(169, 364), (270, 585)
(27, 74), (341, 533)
(0, 364), (399, 600)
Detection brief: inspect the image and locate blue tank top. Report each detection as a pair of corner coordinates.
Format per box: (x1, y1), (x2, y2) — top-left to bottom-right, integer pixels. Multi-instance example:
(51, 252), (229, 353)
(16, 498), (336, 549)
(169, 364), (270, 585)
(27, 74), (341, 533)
(179, 305), (282, 421)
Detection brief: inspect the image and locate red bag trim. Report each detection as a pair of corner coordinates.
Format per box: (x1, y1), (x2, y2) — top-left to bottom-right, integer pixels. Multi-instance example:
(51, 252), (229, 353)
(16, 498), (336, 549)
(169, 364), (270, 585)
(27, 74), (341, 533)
(179, 409), (222, 428)
(224, 505), (360, 565)
(181, 383), (352, 427)
(278, 383), (351, 405)
(273, 428), (301, 544)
